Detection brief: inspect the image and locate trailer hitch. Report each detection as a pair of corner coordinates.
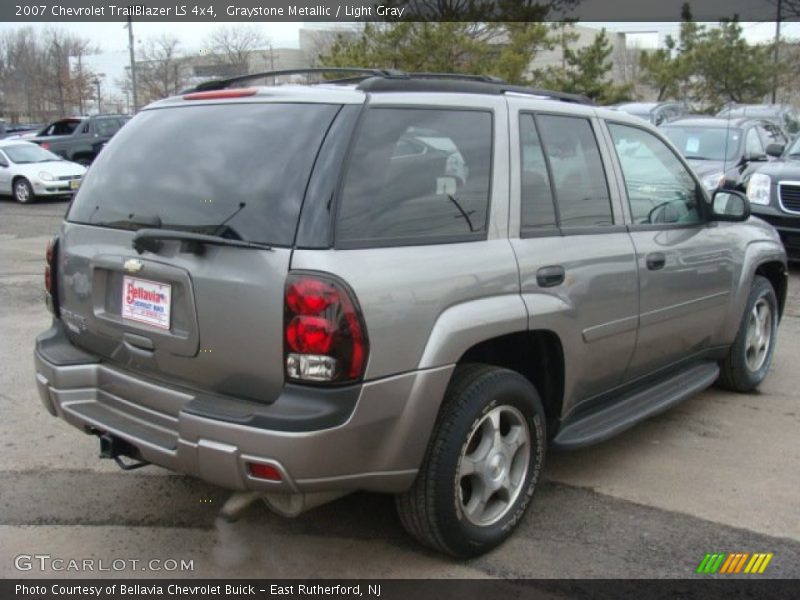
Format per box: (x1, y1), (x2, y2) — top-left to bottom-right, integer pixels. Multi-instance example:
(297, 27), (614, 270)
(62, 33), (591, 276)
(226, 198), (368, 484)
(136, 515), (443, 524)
(98, 433), (150, 471)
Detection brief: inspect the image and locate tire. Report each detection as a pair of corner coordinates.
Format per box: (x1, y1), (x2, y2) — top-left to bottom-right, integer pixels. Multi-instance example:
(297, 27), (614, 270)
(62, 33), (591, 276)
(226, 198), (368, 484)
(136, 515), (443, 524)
(395, 364), (546, 557)
(13, 178), (34, 204)
(718, 275), (778, 392)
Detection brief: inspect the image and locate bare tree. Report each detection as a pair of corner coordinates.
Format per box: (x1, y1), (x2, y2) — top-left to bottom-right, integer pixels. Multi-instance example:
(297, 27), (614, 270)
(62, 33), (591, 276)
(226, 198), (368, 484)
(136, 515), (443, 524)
(136, 35), (190, 104)
(204, 25), (268, 75)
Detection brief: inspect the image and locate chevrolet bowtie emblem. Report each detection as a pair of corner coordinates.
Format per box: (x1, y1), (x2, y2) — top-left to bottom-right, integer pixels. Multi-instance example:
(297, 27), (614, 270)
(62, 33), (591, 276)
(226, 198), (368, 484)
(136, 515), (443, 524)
(123, 259), (144, 274)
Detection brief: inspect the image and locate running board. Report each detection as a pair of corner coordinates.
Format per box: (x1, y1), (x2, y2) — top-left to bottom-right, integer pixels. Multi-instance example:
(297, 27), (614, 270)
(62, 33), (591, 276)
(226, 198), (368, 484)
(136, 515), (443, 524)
(552, 361), (720, 450)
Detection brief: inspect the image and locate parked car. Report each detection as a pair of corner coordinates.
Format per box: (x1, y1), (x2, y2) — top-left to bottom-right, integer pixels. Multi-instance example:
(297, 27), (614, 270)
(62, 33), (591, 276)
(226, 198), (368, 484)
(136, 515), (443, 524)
(33, 70), (787, 558)
(610, 101), (687, 126)
(716, 103), (800, 137)
(1, 123), (44, 139)
(0, 139), (86, 203)
(660, 116), (788, 192)
(746, 134), (800, 260)
(28, 114), (130, 165)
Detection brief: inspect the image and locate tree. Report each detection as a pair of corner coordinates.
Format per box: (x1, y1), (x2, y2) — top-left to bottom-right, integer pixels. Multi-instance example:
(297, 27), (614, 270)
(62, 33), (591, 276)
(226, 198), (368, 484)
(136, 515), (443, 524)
(204, 25), (269, 76)
(136, 35), (189, 104)
(319, 22), (554, 85)
(540, 29), (632, 103)
(691, 18), (775, 110)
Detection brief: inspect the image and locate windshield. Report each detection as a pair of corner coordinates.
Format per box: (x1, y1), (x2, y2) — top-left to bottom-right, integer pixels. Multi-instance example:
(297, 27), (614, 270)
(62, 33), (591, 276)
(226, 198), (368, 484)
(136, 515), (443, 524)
(4, 144), (62, 164)
(68, 103), (341, 247)
(662, 126), (742, 161)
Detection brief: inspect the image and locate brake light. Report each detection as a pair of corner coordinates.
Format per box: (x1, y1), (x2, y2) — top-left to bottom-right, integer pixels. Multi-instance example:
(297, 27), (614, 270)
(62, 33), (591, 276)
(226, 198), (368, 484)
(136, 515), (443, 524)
(40, 142), (50, 150)
(45, 237), (60, 317)
(284, 273), (368, 384)
(183, 88), (257, 101)
(247, 462), (282, 481)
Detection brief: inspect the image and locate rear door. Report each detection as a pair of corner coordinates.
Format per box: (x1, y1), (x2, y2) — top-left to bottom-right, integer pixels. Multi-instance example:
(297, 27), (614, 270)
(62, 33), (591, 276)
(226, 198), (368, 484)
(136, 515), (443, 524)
(507, 99), (639, 409)
(602, 120), (735, 380)
(59, 101), (346, 403)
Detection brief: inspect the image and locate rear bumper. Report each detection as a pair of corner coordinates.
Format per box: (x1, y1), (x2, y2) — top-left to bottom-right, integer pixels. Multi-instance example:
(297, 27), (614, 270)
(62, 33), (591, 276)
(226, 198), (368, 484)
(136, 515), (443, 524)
(34, 322), (453, 494)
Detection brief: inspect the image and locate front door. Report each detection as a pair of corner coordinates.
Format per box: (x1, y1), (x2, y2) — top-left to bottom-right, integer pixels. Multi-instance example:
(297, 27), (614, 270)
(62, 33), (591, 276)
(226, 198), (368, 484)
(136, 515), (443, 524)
(604, 121), (735, 380)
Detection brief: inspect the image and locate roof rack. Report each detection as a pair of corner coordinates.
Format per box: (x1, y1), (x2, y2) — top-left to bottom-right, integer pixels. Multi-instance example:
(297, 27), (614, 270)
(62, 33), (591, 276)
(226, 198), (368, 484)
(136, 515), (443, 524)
(184, 67), (593, 105)
(187, 68), (406, 92)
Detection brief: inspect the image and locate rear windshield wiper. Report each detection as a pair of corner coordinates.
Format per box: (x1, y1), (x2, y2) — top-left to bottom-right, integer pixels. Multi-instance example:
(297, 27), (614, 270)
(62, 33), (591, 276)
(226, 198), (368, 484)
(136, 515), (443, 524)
(132, 228), (273, 254)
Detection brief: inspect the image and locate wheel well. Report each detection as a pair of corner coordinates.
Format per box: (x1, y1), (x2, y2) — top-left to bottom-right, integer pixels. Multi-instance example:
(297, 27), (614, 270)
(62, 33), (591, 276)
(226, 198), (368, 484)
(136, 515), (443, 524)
(756, 261), (787, 318)
(458, 331), (564, 437)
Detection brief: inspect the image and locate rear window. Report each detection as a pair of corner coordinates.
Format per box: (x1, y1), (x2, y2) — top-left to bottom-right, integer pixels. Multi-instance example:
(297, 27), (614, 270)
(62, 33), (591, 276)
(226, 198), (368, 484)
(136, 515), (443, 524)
(68, 103), (341, 247)
(336, 108), (493, 247)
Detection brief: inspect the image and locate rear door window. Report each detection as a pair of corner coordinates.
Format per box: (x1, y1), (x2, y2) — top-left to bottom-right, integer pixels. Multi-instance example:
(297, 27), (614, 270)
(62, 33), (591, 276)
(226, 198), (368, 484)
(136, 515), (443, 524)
(336, 108), (493, 247)
(95, 118), (121, 137)
(519, 114), (557, 231)
(536, 115), (613, 228)
(68, 103), (341, 247)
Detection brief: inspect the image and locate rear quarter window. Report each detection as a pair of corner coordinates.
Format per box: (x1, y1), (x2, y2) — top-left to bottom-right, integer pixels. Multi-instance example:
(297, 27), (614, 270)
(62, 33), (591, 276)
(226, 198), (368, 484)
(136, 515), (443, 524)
(335, 107), (493, 247)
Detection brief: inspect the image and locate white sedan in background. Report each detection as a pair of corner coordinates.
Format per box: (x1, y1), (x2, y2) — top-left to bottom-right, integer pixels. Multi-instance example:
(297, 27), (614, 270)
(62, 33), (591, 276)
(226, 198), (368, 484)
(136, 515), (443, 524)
(0, 140), (86, 203)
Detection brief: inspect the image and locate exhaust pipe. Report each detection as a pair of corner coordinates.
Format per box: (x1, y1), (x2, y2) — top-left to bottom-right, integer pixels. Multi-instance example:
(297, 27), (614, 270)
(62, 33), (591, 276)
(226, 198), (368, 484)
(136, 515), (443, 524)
(262, 490), (349, 518)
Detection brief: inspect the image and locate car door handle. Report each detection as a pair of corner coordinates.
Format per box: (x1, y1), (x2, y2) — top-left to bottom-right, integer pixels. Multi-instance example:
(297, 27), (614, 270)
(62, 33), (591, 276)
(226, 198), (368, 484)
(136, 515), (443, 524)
(646, 252), (666, 271)
(536, 265), (565, 288)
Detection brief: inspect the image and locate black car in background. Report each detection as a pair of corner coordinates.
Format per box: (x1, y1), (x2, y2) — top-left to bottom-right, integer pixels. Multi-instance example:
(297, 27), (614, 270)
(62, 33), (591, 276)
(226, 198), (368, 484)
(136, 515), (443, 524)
(611, 101), (687, 126)
(716, 104), (800, 137)
(28, 114), (130, 165)
(747, 134), (800, 260)
(660, 117), (788, 193)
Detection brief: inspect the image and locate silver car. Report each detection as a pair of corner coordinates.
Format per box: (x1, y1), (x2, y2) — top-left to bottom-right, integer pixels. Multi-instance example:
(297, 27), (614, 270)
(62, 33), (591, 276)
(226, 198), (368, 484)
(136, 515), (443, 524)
(33, 70), (787, 557)
(0, 140), (86, 203)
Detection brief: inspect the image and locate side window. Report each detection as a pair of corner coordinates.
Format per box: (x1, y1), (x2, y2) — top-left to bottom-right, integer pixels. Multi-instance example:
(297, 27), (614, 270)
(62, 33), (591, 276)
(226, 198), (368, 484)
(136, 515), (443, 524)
(519, 114), (557, 231)
(608, 123), (703, 226)
(96, 119), (121, 137)
(337, 108), (492, 246)
(536, 115), (613, 228)
(745, 127), (764, 157)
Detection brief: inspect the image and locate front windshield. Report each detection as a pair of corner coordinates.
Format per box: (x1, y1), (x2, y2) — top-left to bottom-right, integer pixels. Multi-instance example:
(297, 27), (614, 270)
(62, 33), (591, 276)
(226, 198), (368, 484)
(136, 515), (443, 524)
(3, 144), (62, 164)
(662, 126), (742, 161)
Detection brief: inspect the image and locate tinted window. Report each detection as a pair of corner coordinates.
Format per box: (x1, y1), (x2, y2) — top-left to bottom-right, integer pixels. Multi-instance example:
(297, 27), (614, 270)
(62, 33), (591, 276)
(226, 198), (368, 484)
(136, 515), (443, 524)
(609, 123), (703, 226)
(337, 108), (492, 246)
(95, 118), (121, 137)
(519, 114), (556, 230)
(69, 103), (341, 247)
(537, 115), (612, 227)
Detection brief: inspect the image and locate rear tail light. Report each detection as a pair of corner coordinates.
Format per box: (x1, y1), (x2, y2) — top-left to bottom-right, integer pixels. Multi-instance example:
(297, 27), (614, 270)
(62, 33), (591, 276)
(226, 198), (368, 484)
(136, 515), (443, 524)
(40, 142), (50, 150)
(284, 272), (368, 384)
(247, 462), (282, 481)
(45, 236), (60, 317)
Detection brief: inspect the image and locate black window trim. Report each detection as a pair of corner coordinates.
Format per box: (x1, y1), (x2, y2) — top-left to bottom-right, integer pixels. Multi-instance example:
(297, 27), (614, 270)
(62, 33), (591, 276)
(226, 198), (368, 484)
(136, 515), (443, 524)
(332, 103), (496, 250)
(518, 110), (617, 239)
(604, 118), (713, 231)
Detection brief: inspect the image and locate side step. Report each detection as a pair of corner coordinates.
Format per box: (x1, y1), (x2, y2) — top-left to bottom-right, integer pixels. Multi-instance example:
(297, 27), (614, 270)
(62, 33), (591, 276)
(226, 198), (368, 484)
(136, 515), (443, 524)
(552, 361), (720, 450)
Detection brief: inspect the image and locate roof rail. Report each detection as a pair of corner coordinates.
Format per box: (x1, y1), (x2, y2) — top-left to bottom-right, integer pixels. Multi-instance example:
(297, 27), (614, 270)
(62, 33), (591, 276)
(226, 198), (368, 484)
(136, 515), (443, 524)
(185, 67), (593, 105)
(187, 67), (407, 92)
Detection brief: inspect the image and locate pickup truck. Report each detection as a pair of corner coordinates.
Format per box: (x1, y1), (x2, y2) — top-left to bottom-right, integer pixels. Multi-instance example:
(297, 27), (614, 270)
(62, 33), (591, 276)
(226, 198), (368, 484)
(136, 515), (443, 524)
(28, 114), (129, 165)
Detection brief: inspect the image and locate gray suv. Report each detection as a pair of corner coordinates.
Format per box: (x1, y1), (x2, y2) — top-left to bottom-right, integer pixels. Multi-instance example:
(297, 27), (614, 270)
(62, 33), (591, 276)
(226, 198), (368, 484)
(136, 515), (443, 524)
(33, 69), (787, 557)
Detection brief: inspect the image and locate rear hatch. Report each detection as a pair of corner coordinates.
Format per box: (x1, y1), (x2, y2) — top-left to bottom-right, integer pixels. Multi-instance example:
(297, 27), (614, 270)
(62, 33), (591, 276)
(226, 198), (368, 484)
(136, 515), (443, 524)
(59, 100), (343, 403)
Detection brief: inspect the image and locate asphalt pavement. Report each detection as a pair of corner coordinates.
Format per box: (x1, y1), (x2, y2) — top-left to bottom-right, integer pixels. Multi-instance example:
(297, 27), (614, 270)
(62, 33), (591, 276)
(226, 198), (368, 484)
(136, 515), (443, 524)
(0, 198), (798, 579)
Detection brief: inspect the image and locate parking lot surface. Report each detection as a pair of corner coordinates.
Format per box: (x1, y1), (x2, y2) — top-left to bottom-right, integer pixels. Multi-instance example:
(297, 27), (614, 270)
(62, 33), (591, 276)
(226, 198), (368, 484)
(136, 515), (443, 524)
(1, 198), (798, 578)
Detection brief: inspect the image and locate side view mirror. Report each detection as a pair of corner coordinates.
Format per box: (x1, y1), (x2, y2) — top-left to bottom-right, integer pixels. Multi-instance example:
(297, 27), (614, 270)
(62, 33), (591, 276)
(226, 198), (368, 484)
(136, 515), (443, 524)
(766, 143), (785, 158)
(711, 189), (750, 222)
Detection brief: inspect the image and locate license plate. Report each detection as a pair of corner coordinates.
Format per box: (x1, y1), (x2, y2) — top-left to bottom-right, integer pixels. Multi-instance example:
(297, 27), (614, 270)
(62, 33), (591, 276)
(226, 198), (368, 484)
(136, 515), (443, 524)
(121, 276), (171, 330)
(69, 179), (80, 190)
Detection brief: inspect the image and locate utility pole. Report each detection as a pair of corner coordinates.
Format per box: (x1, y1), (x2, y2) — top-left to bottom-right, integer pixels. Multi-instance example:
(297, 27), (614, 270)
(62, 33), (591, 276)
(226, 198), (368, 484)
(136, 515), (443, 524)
(772, 0), (782, 104)
(126, 16), (138, 113)
(93, 77), (102, 114)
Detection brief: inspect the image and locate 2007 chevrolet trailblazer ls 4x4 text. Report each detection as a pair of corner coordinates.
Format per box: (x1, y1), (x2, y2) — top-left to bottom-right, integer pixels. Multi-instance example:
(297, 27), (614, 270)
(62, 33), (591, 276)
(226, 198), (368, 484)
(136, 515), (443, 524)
(33, 69), (787, 557)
